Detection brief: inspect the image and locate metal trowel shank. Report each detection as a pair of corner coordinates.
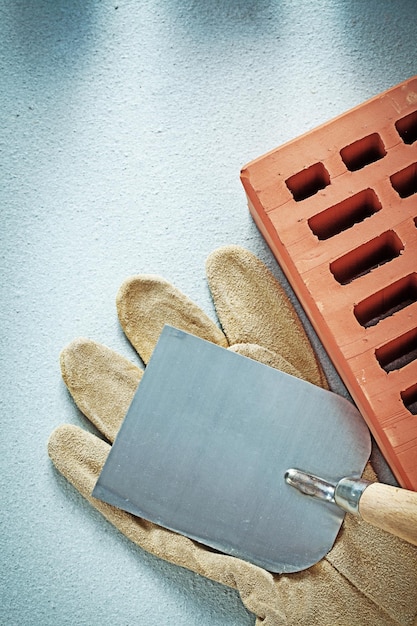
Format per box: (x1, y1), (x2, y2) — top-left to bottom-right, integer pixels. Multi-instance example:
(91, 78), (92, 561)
(93, 325), (371, 573)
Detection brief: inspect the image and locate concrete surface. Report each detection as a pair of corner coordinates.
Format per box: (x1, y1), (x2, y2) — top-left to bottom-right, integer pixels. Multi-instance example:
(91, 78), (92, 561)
(1, 1), (415, 624)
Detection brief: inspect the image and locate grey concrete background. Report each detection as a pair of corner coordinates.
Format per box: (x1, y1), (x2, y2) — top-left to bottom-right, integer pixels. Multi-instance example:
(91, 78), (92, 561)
(1, 1), (415, 624)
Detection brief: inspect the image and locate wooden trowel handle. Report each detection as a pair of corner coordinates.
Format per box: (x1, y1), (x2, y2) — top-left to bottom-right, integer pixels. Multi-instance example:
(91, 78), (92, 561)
(358, 483), (417, 546)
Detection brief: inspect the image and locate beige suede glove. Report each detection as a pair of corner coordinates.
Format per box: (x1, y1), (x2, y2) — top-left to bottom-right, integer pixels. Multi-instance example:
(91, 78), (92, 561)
(48, 245), (417, 626)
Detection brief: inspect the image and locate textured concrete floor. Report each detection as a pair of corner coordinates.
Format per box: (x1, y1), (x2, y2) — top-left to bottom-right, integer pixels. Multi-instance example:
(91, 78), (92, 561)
(1, 1), (416, 624)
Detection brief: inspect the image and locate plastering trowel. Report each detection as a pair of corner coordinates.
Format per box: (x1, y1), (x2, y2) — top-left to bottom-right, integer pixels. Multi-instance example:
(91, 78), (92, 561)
(93, 326), (417, 573)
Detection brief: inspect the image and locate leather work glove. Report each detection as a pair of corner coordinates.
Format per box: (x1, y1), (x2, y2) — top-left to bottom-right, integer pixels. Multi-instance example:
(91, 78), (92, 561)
(48, 245), (417, 626)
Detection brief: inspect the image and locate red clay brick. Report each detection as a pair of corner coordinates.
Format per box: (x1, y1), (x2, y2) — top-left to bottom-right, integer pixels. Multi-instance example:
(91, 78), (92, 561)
(241, 77), (417, 490)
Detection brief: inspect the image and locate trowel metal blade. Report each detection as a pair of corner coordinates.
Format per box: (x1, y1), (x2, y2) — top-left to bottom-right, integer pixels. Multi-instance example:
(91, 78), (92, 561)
(93, 325), (371, 573)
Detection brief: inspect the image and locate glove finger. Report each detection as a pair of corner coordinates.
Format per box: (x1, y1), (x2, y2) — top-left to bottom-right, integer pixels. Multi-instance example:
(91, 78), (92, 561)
(116, 275), (228, 364)
(230, 343), (303, 379)
(206, 245), (328, 389)
(47, 424), (194, 559)
(47, 424), (281, 622)
(60, 338), (142, 442)
(48, 424), (186, 559)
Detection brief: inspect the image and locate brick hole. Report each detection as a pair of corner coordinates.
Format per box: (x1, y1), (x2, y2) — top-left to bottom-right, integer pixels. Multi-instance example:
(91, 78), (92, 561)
(375, 328), (417, 374)
(329, 231), (404, 285)
(395, 110), (417, 144)
(308, 188), (381, 240)
(390, 162), (417, 198)
(285, 162), (330, 201)
(340, 133), (386, 171)
(401, 383), (417, 415)
(354, 274), (417, 327)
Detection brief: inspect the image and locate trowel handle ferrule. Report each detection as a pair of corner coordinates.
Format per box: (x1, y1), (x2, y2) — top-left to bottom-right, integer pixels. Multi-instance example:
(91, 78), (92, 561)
(334, 477), (370, 514)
